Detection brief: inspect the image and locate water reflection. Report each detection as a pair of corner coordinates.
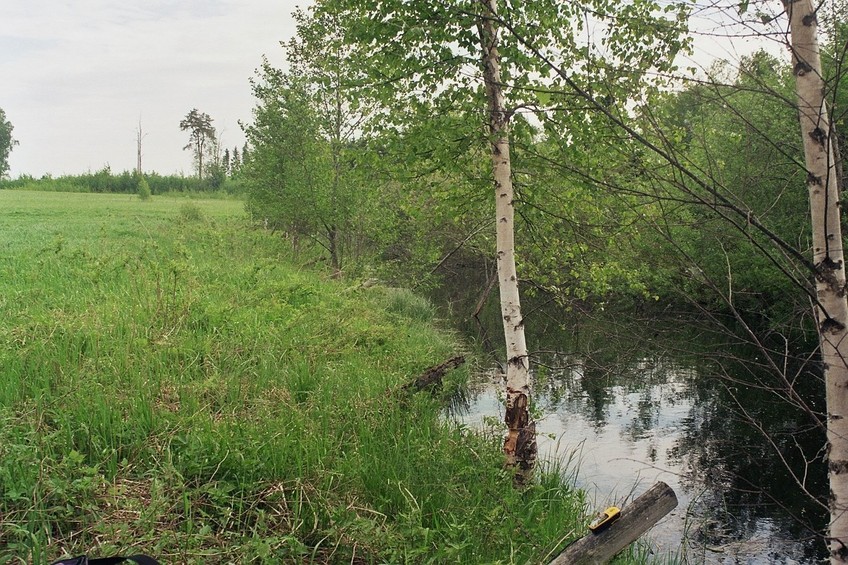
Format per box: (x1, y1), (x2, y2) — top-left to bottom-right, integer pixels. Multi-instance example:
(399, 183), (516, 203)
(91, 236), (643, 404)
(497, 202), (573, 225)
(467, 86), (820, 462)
(456, 341), (827, 563)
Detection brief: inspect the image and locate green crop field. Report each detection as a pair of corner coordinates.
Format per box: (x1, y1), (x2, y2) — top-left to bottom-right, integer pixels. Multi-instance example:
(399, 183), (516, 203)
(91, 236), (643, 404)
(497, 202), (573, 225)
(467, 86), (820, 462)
(0, 191), (642, 564)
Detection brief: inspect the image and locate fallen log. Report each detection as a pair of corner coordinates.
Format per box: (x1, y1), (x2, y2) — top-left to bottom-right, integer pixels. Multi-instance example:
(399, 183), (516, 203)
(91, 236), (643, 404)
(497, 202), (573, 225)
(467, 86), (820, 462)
(404, 355), (465, 392)
(548, 481), (678, 565)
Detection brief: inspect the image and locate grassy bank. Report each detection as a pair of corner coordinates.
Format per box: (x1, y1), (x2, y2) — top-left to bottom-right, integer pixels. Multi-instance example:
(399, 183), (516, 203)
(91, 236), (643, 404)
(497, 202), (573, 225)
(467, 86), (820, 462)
(0, 191), (640, 563)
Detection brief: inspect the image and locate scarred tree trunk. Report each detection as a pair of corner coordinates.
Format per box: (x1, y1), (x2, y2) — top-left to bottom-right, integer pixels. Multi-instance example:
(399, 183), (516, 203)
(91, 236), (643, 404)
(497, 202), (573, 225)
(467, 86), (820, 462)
(478, 0), (537, 477)
(784, 1), (848, 560)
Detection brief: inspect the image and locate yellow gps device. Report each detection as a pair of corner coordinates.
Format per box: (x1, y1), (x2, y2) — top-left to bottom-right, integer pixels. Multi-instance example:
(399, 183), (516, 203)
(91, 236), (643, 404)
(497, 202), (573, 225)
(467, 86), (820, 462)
(588, 506), (621, 533)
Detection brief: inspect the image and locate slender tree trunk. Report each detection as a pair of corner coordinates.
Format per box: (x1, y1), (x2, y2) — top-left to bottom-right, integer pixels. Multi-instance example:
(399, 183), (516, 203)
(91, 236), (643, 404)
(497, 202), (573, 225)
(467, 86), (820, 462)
(136, 122), (143, 176)
(198, 139), (204, 180)
(328, 225), (341, 278)
(478, 0), (536, 478)
(330, 66), (344, 279)
(784, 1), (848, 560)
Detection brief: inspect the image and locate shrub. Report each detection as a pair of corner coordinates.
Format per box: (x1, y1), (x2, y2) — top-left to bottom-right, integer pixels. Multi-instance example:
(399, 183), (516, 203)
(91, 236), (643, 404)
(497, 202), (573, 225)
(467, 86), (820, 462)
(137, 177), (151, 200)
(179, 202), (205, 222)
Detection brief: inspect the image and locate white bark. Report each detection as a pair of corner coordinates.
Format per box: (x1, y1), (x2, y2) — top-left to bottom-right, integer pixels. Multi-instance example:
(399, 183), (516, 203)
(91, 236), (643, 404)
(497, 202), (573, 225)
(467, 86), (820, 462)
(784, 1), (848, 560)
(478, 0), (536, 475)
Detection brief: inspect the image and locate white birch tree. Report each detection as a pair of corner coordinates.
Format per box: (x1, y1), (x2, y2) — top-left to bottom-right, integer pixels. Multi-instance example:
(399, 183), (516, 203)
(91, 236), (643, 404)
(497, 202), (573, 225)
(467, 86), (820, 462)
(312, 0), (687, 476)
(506, 0), (848, 553)
(783, 0), (848, 559)
(477, 0), (535, 474)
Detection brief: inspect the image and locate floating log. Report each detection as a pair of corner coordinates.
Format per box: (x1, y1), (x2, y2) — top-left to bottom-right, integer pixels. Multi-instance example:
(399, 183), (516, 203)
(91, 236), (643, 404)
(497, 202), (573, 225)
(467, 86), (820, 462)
(548, 481), (678, 565)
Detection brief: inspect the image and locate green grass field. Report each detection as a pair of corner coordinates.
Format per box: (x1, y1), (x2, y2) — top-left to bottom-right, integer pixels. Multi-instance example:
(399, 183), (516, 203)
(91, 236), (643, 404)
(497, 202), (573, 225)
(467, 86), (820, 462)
(0, 191), (640, 563)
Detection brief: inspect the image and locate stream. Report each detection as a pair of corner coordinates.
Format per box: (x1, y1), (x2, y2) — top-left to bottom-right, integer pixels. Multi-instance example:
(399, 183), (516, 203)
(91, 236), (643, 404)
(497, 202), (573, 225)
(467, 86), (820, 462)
(447, 307), (828, 563)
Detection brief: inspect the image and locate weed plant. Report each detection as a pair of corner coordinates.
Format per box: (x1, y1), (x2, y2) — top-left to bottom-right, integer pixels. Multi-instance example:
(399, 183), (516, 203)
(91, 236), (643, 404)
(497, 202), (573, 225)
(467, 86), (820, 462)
(0, 191), (650, 563)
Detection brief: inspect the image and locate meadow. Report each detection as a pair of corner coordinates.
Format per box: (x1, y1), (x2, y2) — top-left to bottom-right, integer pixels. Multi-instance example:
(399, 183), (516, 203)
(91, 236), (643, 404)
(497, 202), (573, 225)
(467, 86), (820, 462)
(0, 191), (605, 564)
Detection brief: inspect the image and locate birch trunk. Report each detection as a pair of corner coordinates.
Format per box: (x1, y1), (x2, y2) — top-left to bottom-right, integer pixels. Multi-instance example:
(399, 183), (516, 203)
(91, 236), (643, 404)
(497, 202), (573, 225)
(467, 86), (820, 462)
(478, 0), (537, 476)
(784, 1), (848, 560)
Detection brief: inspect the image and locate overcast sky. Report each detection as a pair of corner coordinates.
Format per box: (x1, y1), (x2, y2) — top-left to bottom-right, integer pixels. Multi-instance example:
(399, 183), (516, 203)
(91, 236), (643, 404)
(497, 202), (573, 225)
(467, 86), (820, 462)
(0, 1), (784, 179)
(1, 0), (307, 178)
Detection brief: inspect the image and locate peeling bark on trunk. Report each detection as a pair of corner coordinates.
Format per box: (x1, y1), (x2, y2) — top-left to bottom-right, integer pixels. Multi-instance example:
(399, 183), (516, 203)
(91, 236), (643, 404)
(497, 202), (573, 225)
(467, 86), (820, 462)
(784, 1), (848, 560)
(478, 0), (536, 478)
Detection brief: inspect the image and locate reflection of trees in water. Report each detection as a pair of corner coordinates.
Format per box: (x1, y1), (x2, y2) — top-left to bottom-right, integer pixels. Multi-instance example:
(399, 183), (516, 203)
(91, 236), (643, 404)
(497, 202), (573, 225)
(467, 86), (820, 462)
(670, 351), (827, 559)
(531, 323), (689, 430)
(440, 283), (830, 558)
(526, 314), (828, 559)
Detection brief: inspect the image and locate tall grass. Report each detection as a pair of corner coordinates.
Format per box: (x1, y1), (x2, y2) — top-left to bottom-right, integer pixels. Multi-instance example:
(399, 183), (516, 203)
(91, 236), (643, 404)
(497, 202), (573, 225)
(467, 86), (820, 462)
(0, 191), (650, 563)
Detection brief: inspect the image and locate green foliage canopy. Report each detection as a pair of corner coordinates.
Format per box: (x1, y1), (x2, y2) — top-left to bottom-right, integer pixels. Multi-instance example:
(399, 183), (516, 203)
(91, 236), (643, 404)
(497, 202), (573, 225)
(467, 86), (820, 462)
(244, 69), (333, 238)
(180, 109), (216, 179)
(0, 108), (18, 178)
(244, 5), (387, 274)
(624, 51), (811, 320)
(303, 0), (691, 297)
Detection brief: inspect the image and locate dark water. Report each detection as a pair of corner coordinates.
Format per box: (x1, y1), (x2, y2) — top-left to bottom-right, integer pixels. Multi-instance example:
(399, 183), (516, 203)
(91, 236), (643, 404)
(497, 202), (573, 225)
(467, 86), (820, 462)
(445, 300), (828, 563)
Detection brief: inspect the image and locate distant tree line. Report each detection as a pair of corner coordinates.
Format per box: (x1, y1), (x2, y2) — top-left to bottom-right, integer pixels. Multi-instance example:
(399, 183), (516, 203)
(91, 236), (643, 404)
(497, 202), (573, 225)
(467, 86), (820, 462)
(0, 166), (244, 195)
(0, 107), (248, 194)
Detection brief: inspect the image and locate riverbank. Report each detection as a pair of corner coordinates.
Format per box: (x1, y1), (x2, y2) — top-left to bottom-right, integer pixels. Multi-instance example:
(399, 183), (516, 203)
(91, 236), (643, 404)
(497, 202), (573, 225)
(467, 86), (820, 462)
(0, 191), (662, 563)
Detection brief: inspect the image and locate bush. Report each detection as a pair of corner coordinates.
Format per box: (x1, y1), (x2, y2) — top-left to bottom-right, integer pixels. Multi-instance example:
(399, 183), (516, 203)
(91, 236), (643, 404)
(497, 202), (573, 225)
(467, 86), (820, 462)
(179, 202), (205, 222)
(137, 177), (151, 200)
